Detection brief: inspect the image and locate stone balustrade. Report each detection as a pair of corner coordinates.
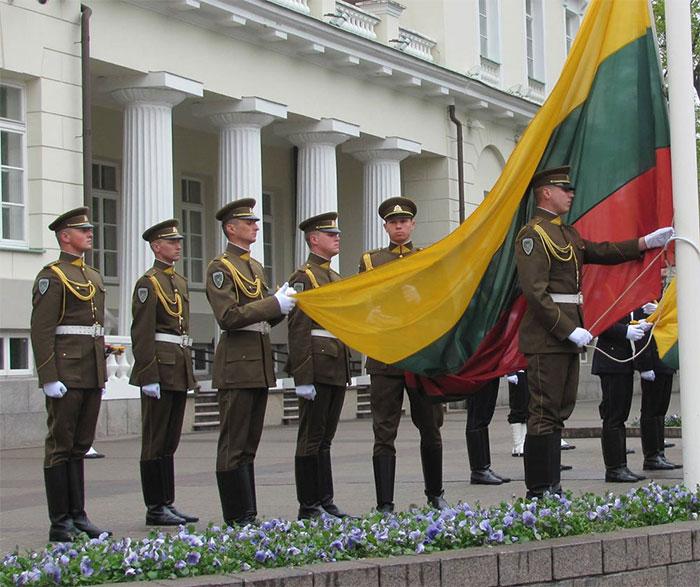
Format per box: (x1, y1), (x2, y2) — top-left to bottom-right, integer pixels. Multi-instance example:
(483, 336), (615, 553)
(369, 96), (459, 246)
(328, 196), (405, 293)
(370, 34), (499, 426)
(326, 1), (380, 40)
(479, 55), (501, 85)
(268, 0), (310, 15)
(103, 335), (139, 400)
(394, 27), (437, 62)
(527, 77), (546, 102)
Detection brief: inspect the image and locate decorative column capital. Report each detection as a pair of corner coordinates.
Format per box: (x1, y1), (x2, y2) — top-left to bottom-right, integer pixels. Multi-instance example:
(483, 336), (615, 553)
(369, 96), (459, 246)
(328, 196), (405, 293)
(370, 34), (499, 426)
(276, 118), (360, 147)
(101, 71), (203, 107)
(343, 136), (421, 162)
(193, 97), (287, 129)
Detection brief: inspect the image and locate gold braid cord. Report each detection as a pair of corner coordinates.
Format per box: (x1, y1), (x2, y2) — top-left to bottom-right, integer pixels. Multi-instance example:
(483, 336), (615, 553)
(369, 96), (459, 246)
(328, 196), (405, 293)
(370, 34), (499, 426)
(147, 275), (183, 319)
(533, 224), (580, 288)
(49, 265), (96, 301)
(220, 256), (263, 299)
(303, 268), (320, 289)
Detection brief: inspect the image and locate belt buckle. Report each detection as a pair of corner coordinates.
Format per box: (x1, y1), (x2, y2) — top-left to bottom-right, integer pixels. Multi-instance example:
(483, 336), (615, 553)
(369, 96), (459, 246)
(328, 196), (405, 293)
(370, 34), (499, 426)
(262, 323), (271, 336)
(577, 293), (583, 304)
(91, 323), (100, 337)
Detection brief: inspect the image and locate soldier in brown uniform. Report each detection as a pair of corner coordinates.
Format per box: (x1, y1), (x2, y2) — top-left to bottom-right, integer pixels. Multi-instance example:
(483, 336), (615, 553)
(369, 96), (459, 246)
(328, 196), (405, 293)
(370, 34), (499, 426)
(130, 219), (199, 526)
(360, 197), (448, 512)
(287, 212), (351, 519)
(206, 198), (297, 525)
(515, 166), (673, 498)
(30, 207), (110, 542)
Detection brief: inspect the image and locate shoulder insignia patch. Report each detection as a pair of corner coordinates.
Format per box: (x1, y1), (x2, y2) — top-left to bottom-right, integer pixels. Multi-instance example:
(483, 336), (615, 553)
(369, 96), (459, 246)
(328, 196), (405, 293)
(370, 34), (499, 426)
(38, 278), (50, 295)
(137, 287), (149, 303)
(212, 271), (225, 289)
(522, 237), (534, 256)
(293, 282), (304, 293)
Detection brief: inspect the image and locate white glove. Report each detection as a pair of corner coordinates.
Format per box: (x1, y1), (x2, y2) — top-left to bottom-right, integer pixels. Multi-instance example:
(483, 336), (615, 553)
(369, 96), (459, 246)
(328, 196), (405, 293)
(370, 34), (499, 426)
(626, 324), (646, 341)
(43, 381), (67, 399)
(642, 302), (658, 315)
(506, 374), (519, 385)
(100, 387), (106, 397)
(274, 281), (297, 315)
(640, 370), (656, 381)
(295, 384), (316, 400)
(643, 227), (674, 249)
(142, 383), (161, 399)
(567, 327), (593, 347)
(637, 319), (653, 332)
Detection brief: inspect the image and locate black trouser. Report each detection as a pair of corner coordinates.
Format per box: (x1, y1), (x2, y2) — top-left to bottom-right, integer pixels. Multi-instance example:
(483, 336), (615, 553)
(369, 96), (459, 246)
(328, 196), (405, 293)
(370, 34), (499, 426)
(508, 373), (529, 424)
(370, 374), (443, 457)
(295, 384), (345, 456)
(640, 373), (673, 420)
(598, 373), (633, 431)
(216, 388), (268, 472)
(45, 388), (102, 467)
(141, 390), (186, 461)
(466, 379), (499, 431)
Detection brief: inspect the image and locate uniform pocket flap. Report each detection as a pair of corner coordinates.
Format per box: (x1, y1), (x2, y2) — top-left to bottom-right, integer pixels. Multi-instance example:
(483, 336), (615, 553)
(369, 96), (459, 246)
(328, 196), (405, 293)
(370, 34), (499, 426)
(157, 351), (177, 365)
(226, 345), (262, 362)
(312, 338), (339, 358)
(59, 348), (82, 360)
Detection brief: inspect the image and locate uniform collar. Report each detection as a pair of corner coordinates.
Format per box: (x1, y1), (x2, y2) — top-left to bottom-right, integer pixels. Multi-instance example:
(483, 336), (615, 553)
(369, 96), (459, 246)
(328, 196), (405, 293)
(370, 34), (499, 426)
(389, 241), (414, 255)
(154, 259), (175, 274)
(60, 251), (84, 266)
(307, 252), (331, 270)
(534, 207), (563, 225)
(226, 242), (250, 261)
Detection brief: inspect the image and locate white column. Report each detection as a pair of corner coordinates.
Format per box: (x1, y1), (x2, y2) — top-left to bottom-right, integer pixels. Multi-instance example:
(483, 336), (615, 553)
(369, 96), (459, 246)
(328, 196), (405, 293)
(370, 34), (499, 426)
(107, 73), (203, 335)
(344, 137), (421, 250)
(666, 0), (700, 489)
(276, 119), (360, 269)
(195, 98), (287, 259)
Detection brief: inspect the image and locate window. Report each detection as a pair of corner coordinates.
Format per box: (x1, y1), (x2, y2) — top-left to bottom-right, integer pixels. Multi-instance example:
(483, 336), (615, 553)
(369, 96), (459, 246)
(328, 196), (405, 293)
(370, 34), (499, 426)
(0, 83), (26, 244)
(525, 0), (545, 82)
(478, 0), (500, 61)
(262, 192), (274, 285)
(0, 332), (32, 375)
(91, 162), (119, 280)
(181, 177), (205, 285)
(565, 9), (581, 53)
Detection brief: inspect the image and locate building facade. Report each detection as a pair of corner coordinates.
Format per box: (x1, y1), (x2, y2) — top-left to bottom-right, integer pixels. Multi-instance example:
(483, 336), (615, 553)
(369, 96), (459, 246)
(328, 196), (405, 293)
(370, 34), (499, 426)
(0, 0), (587, 447)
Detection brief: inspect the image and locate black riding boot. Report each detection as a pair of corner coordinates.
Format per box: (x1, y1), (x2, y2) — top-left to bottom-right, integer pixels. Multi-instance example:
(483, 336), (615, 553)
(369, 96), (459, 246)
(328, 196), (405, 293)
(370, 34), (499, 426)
(372, 455), (396, 513)
(141, 459), (185, 525)
(67, 458), (111, 538)
(318, 449), (348, 517)
(45, 463), (79, 542)
(642, 417), (676, 470)
(602, 429), (644, 482)
(216, 466), (256, 526)
(420, 445), (449, 509)
(161, 456), (198, 522)
(524, 433), (555, 498)
(295, 455), (324, 520)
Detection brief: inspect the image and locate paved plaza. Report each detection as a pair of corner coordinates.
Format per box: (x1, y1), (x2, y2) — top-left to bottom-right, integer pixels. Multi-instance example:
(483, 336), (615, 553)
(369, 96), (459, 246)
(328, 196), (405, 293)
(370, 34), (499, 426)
(0, 395), (684, 554)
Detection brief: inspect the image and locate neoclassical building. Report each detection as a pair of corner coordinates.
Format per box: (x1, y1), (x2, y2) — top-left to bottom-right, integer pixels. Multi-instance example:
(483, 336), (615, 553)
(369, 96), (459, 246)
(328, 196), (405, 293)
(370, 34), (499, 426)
(0, 0), (587, 447)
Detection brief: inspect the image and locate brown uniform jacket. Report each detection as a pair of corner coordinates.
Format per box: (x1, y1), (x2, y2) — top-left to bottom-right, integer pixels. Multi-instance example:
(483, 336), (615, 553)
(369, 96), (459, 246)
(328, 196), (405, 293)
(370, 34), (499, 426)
(358, 242), (419, 376)
(129, 259), (197, 391)
(286, 253), (351, 387)
(206, 243), (283, 389)
(515, 208), (641, 355)
(30, 251), (107, 389)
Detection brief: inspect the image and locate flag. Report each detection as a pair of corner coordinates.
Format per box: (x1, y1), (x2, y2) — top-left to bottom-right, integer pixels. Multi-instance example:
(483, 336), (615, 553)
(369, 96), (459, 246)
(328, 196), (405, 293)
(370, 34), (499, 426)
(294, 0), (673, 398)
(648, 277), (679, 370)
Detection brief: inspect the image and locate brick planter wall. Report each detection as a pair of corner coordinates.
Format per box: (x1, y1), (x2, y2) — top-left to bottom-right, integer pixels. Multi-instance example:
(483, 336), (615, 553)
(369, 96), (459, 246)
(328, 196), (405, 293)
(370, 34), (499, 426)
(127, 520), (699, 586)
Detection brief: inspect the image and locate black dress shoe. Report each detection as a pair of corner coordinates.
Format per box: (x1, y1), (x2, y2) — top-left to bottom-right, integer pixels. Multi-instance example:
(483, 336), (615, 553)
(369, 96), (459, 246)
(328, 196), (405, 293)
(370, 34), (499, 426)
(560, 441), (576, 451)
(167, 505), (199, 523)
(470, 469), (504, 485)
(664, 441), (675, 449)
(605, 466), (640, 482)
(626, 448), (636, 455)
(321, 503), (349, 518)
(427, 493), (449, 509)
(49, 522), (79, 543)
(643, 455), (676, 470)
(297, 504), (325, 520)
(146, 505), (186, 526)
(660, 455), (682, 469)
(376, 503), (394, 514)
(73, 514), (111, 538)
(560, 464), (573, 471)
(492, 471), (511, 483)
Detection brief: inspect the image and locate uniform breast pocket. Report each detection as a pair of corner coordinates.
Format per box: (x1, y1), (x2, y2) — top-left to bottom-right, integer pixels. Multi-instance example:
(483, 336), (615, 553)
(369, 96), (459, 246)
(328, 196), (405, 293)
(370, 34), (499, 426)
(225, 344), (262, 383)
(57, 346), (84, 384)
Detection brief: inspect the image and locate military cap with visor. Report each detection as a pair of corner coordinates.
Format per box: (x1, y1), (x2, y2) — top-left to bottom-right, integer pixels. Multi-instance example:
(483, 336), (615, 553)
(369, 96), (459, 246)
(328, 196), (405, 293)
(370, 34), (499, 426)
(142, 219), (184, 242)
(531, 165), (575, 191)
(48, 207), (94, 232)
(298, 212), (341, 234)
(215, 198), (260, 223)
(378, 197), (417, 220)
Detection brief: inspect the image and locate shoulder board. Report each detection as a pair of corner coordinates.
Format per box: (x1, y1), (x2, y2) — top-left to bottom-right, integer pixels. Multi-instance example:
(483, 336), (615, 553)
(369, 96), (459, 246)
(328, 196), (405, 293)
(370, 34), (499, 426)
(84, 262), (99, 272)
(516, 223), (537, 240)
(44, 260), (61, 269)
(145, 267), (158, 277)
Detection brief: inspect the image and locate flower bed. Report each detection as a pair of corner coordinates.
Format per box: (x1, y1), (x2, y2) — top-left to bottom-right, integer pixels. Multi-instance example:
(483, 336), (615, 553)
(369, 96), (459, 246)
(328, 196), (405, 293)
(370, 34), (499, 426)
(3, 483), (698, 586)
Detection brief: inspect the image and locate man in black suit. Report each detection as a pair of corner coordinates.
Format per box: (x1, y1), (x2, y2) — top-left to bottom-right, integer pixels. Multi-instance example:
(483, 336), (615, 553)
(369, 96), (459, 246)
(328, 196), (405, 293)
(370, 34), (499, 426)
(591, 316), (646, 482)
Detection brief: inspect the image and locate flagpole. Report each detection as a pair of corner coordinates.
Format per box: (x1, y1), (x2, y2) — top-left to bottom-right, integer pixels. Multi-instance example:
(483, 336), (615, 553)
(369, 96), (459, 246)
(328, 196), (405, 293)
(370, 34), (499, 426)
(665, 0), (700, 490)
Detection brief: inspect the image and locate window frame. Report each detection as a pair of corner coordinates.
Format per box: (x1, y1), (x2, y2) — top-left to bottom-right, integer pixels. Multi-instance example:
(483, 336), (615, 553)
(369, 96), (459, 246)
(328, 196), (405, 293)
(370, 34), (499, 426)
(525, 0), (545, 83)
(0, 331), (33, 376)
(0, 81), (28, 248)
(478, 0), (501, 63)
(90, 160), (120, 283)
(262, 191), (275, 286)
(180, 176), (206, 287)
